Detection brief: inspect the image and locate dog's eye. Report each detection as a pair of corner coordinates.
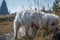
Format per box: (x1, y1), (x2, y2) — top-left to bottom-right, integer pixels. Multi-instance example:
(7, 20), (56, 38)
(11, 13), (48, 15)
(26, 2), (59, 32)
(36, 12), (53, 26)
(51, 23), (55, 25)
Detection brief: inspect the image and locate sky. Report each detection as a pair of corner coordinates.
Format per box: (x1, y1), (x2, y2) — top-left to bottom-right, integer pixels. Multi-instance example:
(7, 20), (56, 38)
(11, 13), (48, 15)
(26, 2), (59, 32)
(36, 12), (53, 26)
(0, 0), (55, 13)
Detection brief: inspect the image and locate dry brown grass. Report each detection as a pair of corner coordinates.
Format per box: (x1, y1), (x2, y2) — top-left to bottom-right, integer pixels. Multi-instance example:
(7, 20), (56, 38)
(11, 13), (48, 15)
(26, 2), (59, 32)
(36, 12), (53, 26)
(0, 21), (13, 35)
(0, 15), (15, 35)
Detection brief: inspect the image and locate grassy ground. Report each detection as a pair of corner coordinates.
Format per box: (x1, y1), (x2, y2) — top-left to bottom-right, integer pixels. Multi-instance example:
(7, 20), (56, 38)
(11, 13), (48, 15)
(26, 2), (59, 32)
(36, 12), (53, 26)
(0, 14), (59, 40)
(0, 15), (15, 35)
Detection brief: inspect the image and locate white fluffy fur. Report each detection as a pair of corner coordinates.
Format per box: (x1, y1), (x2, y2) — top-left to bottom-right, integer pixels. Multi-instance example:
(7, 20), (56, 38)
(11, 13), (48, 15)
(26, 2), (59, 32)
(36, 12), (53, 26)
(13, 10), (59, 40)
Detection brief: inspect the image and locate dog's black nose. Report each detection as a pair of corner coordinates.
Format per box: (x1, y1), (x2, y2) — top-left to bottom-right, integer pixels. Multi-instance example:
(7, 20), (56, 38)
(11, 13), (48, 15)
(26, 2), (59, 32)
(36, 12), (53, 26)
(52, 31), (60, 40)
